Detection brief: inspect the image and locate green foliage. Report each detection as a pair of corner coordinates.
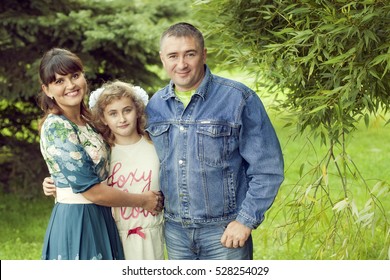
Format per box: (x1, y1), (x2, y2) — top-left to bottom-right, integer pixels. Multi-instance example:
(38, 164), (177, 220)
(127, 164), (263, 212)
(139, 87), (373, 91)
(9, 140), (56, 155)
(0, 0), (191, 99)
(253, 115), (390, 260)
(195, 0), (390, 142)
(194, 0), (390, 259)
(0, 0), (193, 196)
(0, 98), (47, 198)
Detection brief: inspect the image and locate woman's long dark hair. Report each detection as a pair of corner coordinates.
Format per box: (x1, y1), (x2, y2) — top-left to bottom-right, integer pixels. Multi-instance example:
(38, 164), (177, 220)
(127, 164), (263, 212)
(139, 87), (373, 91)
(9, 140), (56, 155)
(37, 48), (91, 131)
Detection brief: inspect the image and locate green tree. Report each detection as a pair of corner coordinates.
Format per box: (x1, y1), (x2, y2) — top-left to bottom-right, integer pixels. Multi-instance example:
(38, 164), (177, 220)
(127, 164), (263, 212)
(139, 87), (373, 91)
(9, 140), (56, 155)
(0, 0), (192, 196)
(194, 0), (390, 259)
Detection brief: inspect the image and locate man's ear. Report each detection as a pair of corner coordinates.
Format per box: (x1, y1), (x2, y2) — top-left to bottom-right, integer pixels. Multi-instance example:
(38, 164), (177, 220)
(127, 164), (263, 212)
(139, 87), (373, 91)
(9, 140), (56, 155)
(159, 51), (166, 68)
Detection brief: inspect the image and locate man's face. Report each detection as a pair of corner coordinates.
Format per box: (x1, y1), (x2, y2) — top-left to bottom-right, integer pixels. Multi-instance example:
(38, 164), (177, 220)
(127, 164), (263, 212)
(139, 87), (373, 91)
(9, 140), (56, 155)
(160, 35), (207, 92)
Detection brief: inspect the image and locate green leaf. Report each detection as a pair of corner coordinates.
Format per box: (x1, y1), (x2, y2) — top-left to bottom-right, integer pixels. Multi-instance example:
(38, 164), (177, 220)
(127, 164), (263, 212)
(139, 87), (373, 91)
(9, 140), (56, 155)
(332, 199), (349, 212)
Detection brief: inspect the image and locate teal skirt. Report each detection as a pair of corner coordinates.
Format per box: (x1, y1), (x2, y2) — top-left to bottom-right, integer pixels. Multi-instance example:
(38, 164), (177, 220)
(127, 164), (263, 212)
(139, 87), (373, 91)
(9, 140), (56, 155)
(42, 203), (124, 260)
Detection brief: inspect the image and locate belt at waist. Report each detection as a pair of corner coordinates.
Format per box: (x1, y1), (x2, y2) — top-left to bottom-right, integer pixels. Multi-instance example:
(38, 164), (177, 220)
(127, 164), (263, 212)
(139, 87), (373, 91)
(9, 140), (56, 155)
(56, 187), (93, 204)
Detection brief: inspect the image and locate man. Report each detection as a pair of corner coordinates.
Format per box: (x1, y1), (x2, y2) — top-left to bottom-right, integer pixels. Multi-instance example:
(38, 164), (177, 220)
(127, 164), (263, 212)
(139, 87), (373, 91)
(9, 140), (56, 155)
(145, 22), (284, 260)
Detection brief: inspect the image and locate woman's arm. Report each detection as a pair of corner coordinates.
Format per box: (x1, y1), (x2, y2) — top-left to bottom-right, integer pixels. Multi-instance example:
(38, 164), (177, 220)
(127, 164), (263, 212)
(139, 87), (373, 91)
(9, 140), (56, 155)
(83, 182), (163, 214)
(42, 177), (163, 213)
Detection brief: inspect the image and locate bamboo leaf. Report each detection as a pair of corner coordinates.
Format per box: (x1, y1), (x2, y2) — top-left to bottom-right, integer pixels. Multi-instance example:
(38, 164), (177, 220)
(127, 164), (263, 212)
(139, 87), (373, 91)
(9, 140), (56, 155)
(299, 163), (305, 177)
(351, 200), (359, 218)
(364, 113), (370, 128)
(355, 212), (374, 226)
(309, 104), (328, 114)
(333, 199), (349, 212)
(322, 48), (357, 65)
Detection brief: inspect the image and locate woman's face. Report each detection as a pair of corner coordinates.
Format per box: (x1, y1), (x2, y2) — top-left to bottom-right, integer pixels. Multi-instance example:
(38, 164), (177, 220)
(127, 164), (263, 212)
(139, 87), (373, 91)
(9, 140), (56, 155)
(42, 71), (87, 112)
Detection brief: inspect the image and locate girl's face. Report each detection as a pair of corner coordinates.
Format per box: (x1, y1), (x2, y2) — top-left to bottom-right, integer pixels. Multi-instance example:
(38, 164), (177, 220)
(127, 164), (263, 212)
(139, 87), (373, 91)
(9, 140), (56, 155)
(42, 71), (87, 113)
(101, 96), (140, 145)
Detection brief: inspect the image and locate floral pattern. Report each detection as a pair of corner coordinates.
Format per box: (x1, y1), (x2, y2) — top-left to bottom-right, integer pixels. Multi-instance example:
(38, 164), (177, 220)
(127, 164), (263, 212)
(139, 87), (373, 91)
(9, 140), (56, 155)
(40, 114), (110, 192)
(40, 114), (124, 260)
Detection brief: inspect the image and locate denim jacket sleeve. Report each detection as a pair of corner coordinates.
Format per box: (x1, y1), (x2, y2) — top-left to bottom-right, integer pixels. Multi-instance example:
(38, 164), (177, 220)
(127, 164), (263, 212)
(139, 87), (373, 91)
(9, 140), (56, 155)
(235, 91), (284, 229)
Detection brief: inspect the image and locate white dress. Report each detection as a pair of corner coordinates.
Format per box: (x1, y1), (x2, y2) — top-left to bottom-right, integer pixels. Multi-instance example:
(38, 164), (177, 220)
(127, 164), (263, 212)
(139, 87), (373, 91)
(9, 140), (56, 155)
(107, 136), (164, 260)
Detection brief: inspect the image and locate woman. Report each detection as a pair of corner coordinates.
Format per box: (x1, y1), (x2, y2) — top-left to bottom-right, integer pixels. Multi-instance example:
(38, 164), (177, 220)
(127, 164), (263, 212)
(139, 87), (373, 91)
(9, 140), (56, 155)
(38, 48), (163, 260)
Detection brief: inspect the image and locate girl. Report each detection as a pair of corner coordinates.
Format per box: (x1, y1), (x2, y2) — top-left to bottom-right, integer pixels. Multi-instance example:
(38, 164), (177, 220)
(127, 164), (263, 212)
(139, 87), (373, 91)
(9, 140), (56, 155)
(38, 48), (163, 260)
(89, 80), (164, 260)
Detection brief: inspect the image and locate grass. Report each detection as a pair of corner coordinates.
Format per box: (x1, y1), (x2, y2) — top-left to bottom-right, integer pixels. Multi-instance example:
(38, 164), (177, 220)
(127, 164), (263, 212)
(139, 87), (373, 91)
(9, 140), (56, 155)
(0, 113), (389, 260)
(0, 195), (53, 260)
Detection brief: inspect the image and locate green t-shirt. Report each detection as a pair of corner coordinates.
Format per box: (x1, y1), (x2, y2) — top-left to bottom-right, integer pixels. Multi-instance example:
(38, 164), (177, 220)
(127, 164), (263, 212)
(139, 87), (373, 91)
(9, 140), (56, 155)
(175, 89), (195, 107)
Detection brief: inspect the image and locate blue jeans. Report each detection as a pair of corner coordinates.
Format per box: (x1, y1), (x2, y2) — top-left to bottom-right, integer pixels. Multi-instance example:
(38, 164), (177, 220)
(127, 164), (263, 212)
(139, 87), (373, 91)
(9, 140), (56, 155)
(164, 221), (253, 260)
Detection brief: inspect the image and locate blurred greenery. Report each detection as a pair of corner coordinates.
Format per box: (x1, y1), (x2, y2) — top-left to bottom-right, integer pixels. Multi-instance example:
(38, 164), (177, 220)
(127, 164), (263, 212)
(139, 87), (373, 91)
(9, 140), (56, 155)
(0, 0), (193, 197)
(0, 193), (53, 260)
(252, 113), (390, 259)
(1, 0), (389, 260)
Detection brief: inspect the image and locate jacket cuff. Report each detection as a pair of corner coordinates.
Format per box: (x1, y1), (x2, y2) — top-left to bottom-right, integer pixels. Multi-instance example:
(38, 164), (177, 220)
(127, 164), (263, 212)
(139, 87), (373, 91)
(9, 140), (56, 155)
(236, 211), (262, 229)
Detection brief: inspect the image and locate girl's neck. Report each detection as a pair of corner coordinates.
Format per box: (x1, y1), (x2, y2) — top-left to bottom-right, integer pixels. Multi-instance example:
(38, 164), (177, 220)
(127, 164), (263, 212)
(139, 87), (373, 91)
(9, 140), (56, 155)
(114, 133), (142, 145)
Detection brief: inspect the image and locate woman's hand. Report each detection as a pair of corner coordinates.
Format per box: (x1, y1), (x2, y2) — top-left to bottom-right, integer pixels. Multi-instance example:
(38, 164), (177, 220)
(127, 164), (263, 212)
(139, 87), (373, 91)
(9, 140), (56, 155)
(42, 177), (56, 197)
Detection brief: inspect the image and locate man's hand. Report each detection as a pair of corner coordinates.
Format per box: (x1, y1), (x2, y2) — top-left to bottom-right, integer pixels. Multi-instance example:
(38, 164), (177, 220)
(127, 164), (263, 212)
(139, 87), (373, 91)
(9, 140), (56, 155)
(220, 220), (252, 248)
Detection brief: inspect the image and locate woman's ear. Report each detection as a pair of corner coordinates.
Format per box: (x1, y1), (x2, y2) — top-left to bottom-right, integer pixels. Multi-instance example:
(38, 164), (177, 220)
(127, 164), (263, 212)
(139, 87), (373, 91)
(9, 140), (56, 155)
(42, 84), (52, 99)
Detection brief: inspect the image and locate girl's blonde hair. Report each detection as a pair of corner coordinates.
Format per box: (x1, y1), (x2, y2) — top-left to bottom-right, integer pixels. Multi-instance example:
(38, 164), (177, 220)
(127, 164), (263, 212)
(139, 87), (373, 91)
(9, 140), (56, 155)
(91, 80), (149, 146)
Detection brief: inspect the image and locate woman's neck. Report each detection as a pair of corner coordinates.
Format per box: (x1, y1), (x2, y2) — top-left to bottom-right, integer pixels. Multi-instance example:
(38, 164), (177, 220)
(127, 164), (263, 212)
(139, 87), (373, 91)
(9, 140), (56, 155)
(64, 111), (85, 126)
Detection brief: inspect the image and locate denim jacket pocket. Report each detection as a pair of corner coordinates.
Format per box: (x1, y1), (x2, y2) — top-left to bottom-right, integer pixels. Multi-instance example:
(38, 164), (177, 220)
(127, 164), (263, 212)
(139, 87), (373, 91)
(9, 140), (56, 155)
(146, 124), (170, 163)
(196, 123), (233, 167)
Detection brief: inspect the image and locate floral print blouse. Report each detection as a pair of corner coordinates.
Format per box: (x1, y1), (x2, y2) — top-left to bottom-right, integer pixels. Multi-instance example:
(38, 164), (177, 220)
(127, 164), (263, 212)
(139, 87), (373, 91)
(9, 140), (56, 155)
(40, 114), (110, 193)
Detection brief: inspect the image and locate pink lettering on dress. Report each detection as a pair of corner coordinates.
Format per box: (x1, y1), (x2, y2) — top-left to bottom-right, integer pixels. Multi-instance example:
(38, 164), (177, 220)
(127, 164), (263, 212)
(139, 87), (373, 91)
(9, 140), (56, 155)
(107, 162), (157, 220)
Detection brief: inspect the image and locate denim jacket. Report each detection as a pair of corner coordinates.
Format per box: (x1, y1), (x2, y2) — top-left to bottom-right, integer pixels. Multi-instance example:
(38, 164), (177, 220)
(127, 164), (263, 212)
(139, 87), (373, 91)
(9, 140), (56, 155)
(146, 65), (284, 229)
